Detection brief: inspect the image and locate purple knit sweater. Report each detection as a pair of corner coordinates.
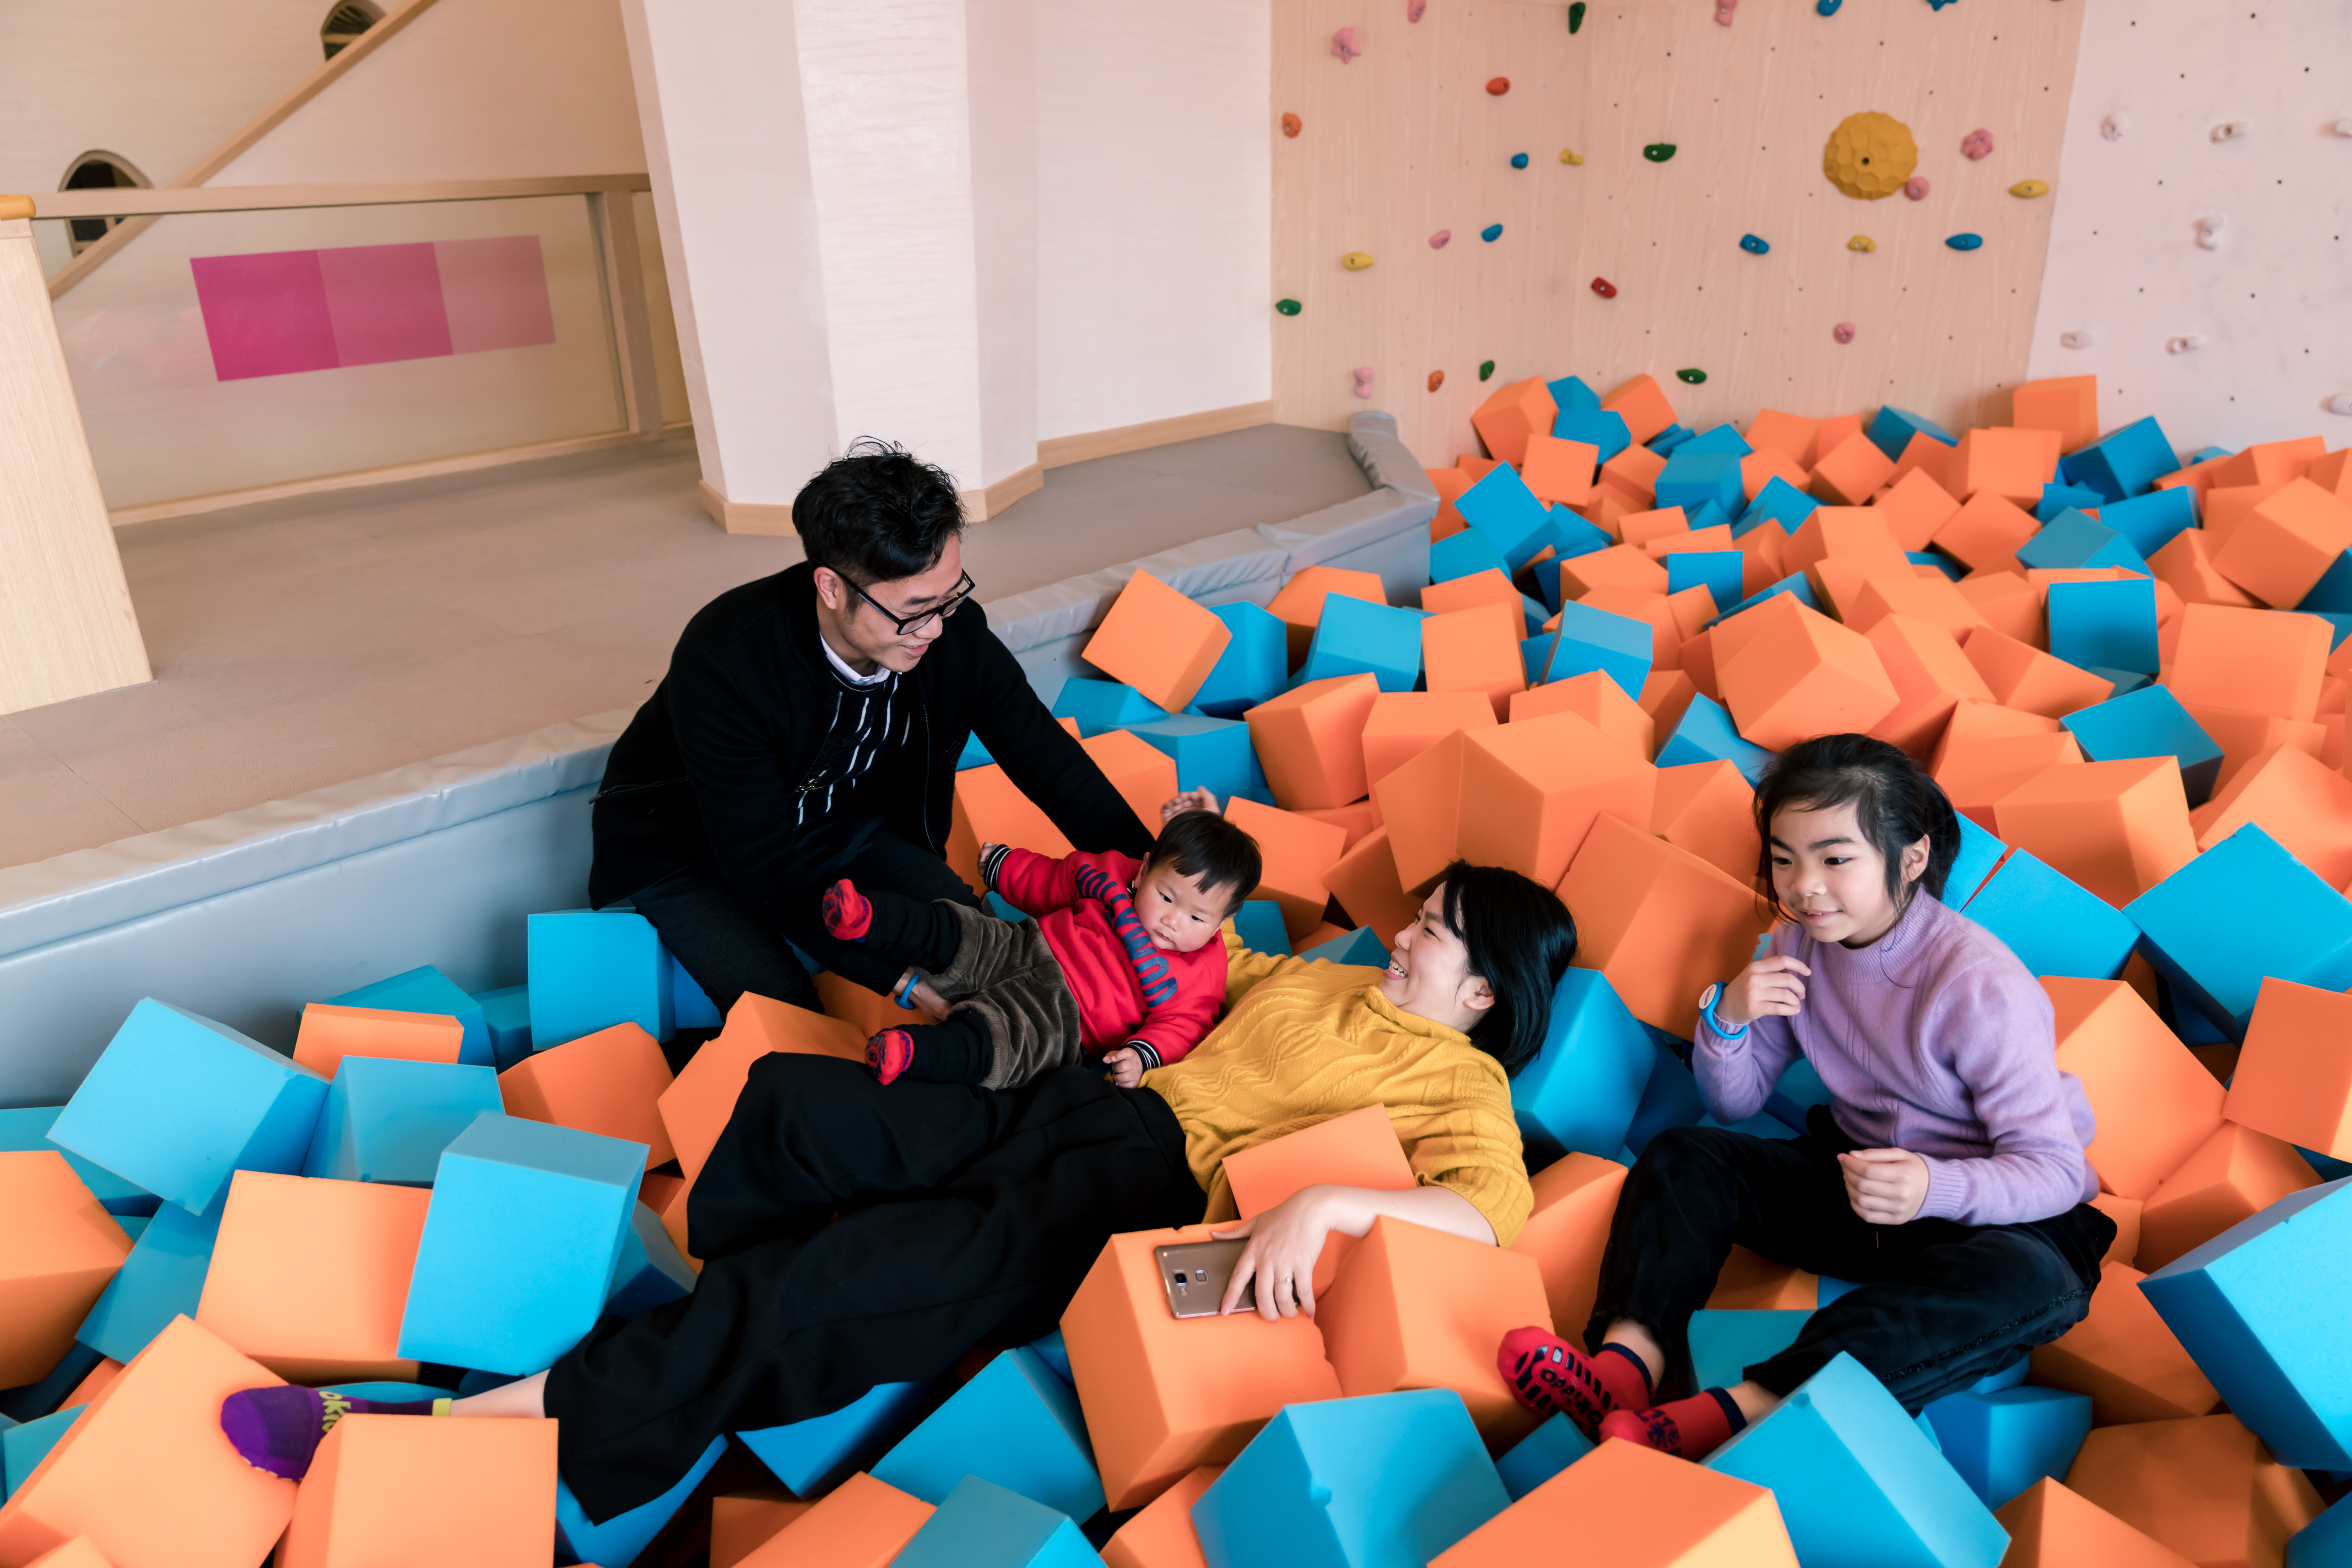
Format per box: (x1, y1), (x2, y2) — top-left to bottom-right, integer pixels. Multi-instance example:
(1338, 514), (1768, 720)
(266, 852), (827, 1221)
(1693, 889), (2100, 1227)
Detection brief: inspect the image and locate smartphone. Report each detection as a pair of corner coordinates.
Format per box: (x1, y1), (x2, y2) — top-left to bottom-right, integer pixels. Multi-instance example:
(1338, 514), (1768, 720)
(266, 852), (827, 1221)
(1155, 1238), (1247, 1319)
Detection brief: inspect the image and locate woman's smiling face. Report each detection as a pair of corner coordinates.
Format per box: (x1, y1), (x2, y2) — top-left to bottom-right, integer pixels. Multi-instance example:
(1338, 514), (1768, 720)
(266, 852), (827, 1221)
(1379, 883), (1494, 1032)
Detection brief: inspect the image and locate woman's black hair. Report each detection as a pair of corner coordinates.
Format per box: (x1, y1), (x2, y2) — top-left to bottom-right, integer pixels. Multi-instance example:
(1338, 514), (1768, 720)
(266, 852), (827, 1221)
(1149, 809), (1264, 915)
(792, 437), (965, 585)
(1432, 860), (1579, 1078)
(1751, 733), (1963, 920)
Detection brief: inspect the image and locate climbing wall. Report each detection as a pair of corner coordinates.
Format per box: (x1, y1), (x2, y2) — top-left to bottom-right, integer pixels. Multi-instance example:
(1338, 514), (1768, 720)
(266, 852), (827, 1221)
(1272, 0), (2086, 465)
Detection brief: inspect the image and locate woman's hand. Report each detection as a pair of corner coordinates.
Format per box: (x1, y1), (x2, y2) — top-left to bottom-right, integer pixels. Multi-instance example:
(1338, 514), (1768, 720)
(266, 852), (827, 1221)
(1163, 788), (1219, 822)
(1840, 1147), (1929, 1224)
(1212, 1187), (1337, 1321)
(1101, 1047), (1145, 1088)
(1716, 955), (1811, 1029)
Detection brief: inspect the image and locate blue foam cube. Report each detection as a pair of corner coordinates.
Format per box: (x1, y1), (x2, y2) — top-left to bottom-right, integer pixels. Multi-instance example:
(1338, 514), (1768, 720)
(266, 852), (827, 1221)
(2141, 1177), (2352, 1469)
(1868, 406), (1959, 462)
(1711, 572), (1820, 628)
(0, 1108), (156, 1218)
(528, 911), (673, 1049)
(740, 1379), (937, 1495)
(74, 1200), (222, 1364)
(1624, 1040), (1706, 1156)
(1430, 526), (1510, 586)
(1765, 1056), (1833, 1133)
(301, 1056), (503, 1185)
(2099, 488), (2198, 559)
(1512, 968), (1654, 1167)
(1655, 694), (1775, 784)
(2, 1405), (85, 1502)
(1495, 1413), (1593, 1501)
(470, 984), (536, 1069)
(1741, 476), (1820, 537)
(319, 1380), (457, 1402)
(1521, 632), (1560, 686)
(1553, 408), (1631, 463)
(1191, 1390), (1508, 1568)
(556, 1435), (725, 1568)
(1547, 375), (1601, 416)
(1231, 900), (1292, 956)
(397, 1112), (644, 1374)
(2125, 824), (2352, 1038)
(2083, 666), (2151, 696)
(1455, 465), (1554, 571)
(2016, 511), (2150, 575)
(1299, 926), (1390, 968)
(1919, 1385), (2093, 1510)
(1127, 714), (1269, 805)
(2299, 551), (2352, 615)
(958, 730), (995, 769)
(330, 965), (491, 1067)
(892, 1474), (1099, 1568)
(1708, 1353), (2009, 1568)
(1656, 451), (1747, 525)
(2060, 417), (2179, 502)
(2047, 577), (2160, 675)
(1945, 814), (2008, 909)
(2290, 1494), (2352, 1568)
(2036, 482), (2107, 523)
(666, 954), (723, 1033)
(1963, 849), (2138, 980)
(1667, 550), (1747, 613)
(1027, 1328), (1072, 1385)
(605, 1200), (699, 1319)
(1649, 424), (1697, 457)
(1690, 1309), (1810, 1391)
(1053, 677), (1171, 736)
(1304, 595), (1426, 693)
(1548, 600), (1652, 699)
(874, 1346), (1102, 1518)
(2061, 685), (2223, 808)
(1542, 508), (1613, 563)
(1192, 602), (1291, 717)
(48, 999), (328, 1218)
(1679, 423), (1754, 458)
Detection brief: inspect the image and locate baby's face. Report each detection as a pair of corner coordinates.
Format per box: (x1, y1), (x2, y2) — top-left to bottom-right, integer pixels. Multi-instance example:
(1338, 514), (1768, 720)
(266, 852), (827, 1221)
(1130, 861), (1234, 953)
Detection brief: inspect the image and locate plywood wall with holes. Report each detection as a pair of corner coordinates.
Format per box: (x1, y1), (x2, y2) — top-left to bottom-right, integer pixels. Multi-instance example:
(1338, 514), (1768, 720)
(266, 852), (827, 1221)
(1272, 0), (2086, 467)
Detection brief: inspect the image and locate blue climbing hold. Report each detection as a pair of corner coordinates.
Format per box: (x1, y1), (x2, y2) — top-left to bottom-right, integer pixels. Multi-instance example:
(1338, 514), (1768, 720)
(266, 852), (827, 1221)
(1926, 0), (1957, 9)
(1481, 223), (1504, 243)
(1510, 152), (1530, 169)
(1817, 0), (1841, 12)
(1739, 234), (1769, 255)
(1946, 232), (1984, 251)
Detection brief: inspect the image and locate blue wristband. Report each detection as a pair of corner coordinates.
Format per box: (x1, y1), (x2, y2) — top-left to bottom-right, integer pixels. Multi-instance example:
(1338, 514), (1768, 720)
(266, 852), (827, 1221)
(1708, 989), (1748, 1039)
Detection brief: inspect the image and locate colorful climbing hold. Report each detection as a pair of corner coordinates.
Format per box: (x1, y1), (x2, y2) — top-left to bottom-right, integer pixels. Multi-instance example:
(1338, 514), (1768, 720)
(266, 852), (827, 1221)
(1946, 232), (1984, 251)
(1352, 366), (1376, 397)
(2102, 113), (2131, 142)
(1960, 128), (1994, 160)
(2010, 179), (2049, 198)
(1847, 234), (1877, 252)
(1833, 322), (1856, 344)
(2195, 215), (2228, 250)
(1642, 143), (1677, 163)
(1560, 148), (1584, 165)
(1478, 360), (1496, 381)
(1281, 113), (1302, 138)
(1429, 230), (1452, 249)
(1343, 251), (1376, 270)
(1510, 152), (1529, 169)
(1714, 0), (1736, 25)
(1925, 0), (1956, 10)
(1568, 1), (1586, 31)
(1332, 26), (1363, 63)
(1590, 276), (1617, 298)
(1480, 223), (1503, 242)
(1675, 368), (1708, 385)
(2166, 336), (2205, 355)
(2060, 329), (2096, 350)
(1823, 111), (1918, 200)
(1407, 0), (1427, 19)
(2210, 121), (2250, 143)
(2324, 393), (2352, 416)
(1738, 233), (1769, 255)
(1275, 298), (1302, 316)
(1427, 370), (1445, 392)
(1486, 76), (1510, 95)
(1903, 176), (1930, 201)
(1817, 0), (1841, 12)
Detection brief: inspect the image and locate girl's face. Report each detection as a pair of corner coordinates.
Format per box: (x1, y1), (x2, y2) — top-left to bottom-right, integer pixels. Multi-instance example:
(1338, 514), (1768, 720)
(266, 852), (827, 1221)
(1768, 799), (1928, 947)
(1381, 884), (1495, 1031)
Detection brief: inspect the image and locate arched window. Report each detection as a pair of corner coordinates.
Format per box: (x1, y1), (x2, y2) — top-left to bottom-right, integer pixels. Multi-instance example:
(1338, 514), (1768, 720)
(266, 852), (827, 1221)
(59, 151), (150, 256)
(321, 0), (385, 59)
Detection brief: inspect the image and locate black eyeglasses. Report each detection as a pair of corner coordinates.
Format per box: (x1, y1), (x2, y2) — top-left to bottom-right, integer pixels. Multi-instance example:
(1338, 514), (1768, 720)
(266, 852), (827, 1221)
(825, 565), (976, 637)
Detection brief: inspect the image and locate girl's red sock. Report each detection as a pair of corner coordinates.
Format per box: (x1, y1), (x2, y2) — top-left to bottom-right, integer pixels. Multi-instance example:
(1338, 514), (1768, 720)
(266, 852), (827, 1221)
(1497, 1327), (1654, 1439)
(1597, 1388), (1748, 1461)
(822, 878), (873, 941)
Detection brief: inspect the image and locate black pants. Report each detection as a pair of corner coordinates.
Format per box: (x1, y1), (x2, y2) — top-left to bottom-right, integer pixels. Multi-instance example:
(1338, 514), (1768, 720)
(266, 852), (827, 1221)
(1586, 1114), (2114, 1412)
(628, 817), (978, 1011)
(541, 1053), (1204, 1522)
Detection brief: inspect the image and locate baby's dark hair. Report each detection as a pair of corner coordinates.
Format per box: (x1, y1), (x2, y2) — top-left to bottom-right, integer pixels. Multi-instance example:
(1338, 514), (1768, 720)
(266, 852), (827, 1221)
(1752, 733), (1962, 920)
(1150, 809), (1263, 914)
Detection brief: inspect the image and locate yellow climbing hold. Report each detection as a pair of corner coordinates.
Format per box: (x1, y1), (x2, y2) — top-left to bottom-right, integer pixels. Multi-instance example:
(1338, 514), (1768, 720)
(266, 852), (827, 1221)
(1847, 235), (1877, 252)
(1342, 251), (1376, 271)
(2010, 179), (2050, 198)
(1559, 148), (1584, 166)
(1822, 111), (1919, 201)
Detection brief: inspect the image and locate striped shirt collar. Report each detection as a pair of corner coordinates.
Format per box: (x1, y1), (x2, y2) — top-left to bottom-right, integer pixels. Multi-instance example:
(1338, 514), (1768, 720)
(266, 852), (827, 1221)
(817, 630), (893, 688)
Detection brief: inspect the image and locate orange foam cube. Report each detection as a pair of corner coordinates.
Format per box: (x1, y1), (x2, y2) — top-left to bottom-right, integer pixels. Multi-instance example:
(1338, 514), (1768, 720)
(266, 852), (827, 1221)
(2210, 478), (2352, 608)
(1422, 567), (1522, 620)
(1423, 601), (1528, 720)
(1746, 409), (1823, 466)
(1963, 627), (2114, 719)
(0, 1315), (296, 1568)
(742, 1472), (934, 1567)
(1579, 586), (1681, 672)
(2190, 742), (2352, 885)
(1562, 544), (1671, 599)
(496, 1022), (675, 1171)
(2064, 1416), (2322, 1568)
(1621, 506), (1691, 549)
(1842, 573), (1988, 639)
(1867, 613), (1995, 757)
(1360, 690), (1497, 788)
(2136, 1120), (2319, 1272)
(1512, 669), (1656, 755)
(1083, 570), (1233, 713)
(2029, 1262), (2219, 1425)
(712, 1489), (812, 1568)
(2012, 375), (2100, 454)
(1890, 429), (1955, 491)
(1556, 814), (1769, 1037)
(1640, 670), (1700, 746)
(1472, 377), (1559, 466)
(1223, 797), (1348, 942)
(1297, 798), (1381, 851)
(280, 1413), (556, 1568)
(1650, 759), (1761, 881)
(2225, 976), (2352, 1160)
(659, 993), (863, 1181)
(2181, 704), (2327, 796)
(195, 1172), (426, 1385)
(1519, 433), (1601, 507)
(1928, 699), (2063, 768)
(1993, 758), (2195, 906)
(1062, 1224), (1343, 1510)
(1374, 713), (1656, 892)
(1666, 585), (1719, 643)
(1226, 1103), (1415, 1293)
(2042, 979), (2226, 1198)
(290, 1005), (465, 1080)
(1267, 566), (1387, 666)
(1085, 728), (1182, 831)
(1956, 571), (2045, 648)
(58, 1359), (122, 1412)
(1952, 426), (2059, 505)
(1783, 508), (1897, 575)
(813, 972), (926, 1038)
(2149, 528), (2259, 610)
(2311, 446), (2352, 502)
(1706, 1244), (1818, 1310)
(1323, 826), (1422, 947)
(2093, 1191), (2144, 1266)
(1993, 1479), (2199, 1568)
(1434, 1437), (1797, 1566)
(1600, 445), (1669, 510)
(2170, 603), (2332, 722)
(1601, 374), (1677, 445)
(1711, 593), (1900, 751)
(1429, 468), (1472, 539)
(1807, 548), (1918, 622)
(1742, 449), (1810, 503)
(1809, 431), (1897, 506)
(1101, 1465), (1220, 1568)
(22, 1541), (113, 1568)
(2212, 436), (2327, 490)
(1933, 728), (2083, 831)
(1869, 468), (1963, 552)
(1934, 492), (2042, 577)
(1319, 1215), (1553, 1449)
(1509, 1152), (1627, 1339)
(1246, 671), (1380, 811)
(0, 1153), (132, 1388)
(947, 763), (1074, 891)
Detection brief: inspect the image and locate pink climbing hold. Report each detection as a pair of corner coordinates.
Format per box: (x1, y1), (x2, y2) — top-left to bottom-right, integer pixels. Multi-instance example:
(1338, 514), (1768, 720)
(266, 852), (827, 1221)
(1961, 128), (1994, 160)
(1715, 0), (1737, 22)
(1904, 176), (1930, 201)
(1353, 367), (1376, 399)
(1833, 322), (1856, 344)
(1332, 25), (1363, 63)
(1429, 229), (1452, 249)
(1407, 0), (1427, 19)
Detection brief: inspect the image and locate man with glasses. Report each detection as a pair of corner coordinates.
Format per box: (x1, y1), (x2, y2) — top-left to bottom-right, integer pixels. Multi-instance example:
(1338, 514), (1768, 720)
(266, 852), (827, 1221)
(590, 439), (1154, 1040)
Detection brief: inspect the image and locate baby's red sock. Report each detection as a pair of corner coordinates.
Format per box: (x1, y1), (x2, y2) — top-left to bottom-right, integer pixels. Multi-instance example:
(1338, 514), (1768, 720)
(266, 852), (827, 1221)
(1497, 1327), (1654, 1440)
(1597, 1388), (1747, 1461)
(823, 878), (873, 941)
(867, 1027), (915, 1085)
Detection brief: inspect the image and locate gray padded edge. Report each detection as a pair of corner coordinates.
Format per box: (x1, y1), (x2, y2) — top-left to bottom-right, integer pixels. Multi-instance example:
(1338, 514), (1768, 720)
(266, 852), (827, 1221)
(1251, 486), (1436, 606)
(1346, 410), (1439, 501)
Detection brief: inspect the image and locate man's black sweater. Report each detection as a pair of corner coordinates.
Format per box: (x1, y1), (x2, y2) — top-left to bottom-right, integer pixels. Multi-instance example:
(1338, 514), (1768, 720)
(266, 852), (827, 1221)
(590, 562), (1154, 919)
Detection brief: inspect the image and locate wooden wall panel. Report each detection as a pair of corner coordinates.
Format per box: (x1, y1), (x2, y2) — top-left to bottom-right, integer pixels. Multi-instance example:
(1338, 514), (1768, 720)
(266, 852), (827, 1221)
(1272, 0), (2086, 466)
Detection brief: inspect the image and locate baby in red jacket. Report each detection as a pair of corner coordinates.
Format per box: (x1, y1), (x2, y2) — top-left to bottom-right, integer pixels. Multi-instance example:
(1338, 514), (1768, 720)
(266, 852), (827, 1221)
(821, 793), (1261, 1090)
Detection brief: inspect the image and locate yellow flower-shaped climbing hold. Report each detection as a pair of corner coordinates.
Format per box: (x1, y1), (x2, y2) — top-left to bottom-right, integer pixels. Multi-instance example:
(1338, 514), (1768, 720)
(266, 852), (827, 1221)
(1847, 235), (1877, 253)
(1342, 252), (1376, 271)
(1822, 111), (1918, 201)
(2010, 180), (2050, 198)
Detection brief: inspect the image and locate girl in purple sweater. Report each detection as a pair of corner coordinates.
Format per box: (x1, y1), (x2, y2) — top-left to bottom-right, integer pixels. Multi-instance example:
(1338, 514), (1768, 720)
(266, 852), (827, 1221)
(1502, 733), (2113, 1462)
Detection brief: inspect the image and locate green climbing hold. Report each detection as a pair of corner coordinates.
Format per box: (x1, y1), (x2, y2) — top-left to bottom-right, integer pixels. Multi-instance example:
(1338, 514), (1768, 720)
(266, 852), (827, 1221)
(1642, 143), (1677, 163)
(1568, 1), (1587, 32)
(1479, 360), (1497, 382)
(1675, 368), (1707, 385)
(1275, 298), (1302, 316)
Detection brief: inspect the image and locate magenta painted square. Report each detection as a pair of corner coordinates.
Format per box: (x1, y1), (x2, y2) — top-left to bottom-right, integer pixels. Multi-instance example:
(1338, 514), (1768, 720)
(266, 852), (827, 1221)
(317, 241), (453, 367)
(191, 250), (340, 381)
(435, 235), (557, 354)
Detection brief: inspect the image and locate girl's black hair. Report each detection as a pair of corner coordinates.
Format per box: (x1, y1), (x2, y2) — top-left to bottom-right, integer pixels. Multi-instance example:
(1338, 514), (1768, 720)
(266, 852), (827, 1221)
(1149, 809), (1263, 915)
(1751, 733), (1962, 920)
(792, 437), (965, 585)
(1433, 860), (1580, 1078)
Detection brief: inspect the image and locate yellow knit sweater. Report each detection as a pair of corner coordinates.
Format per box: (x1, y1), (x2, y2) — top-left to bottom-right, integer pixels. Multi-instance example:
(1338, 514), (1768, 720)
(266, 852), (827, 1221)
(1140, 931), (1534, 1247)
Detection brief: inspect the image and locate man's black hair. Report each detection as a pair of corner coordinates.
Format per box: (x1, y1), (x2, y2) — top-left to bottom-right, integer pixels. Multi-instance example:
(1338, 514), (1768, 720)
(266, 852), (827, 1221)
(1149, 809), (1264, 915)
(792, 437), (965, 585)
(1751, 732), (1962, 919)
(1434, 861), (1579, 1078)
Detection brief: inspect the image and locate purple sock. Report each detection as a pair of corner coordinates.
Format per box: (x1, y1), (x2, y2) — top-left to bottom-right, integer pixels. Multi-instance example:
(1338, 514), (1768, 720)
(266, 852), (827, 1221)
(220, 1387), (448, 1480)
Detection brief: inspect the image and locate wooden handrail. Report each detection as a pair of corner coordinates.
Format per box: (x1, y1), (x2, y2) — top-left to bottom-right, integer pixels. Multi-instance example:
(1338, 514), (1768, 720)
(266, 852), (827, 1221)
(25, 175), (651, 220)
